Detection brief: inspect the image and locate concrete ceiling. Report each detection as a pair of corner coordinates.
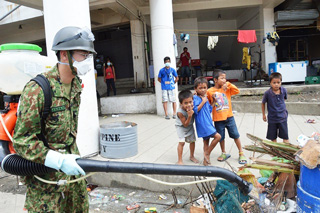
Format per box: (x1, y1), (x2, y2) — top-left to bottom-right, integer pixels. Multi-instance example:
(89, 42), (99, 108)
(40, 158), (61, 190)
(173, 7), (250, 22)
(1, 0), (286, 43)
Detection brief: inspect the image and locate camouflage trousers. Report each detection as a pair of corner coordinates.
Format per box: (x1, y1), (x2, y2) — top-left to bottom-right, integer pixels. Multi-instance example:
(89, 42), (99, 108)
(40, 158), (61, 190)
(24, 179), (88, 213)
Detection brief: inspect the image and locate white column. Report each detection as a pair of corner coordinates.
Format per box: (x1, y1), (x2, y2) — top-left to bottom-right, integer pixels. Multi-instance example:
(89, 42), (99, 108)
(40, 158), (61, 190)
(260, 7), (277, 72)
(43, 0), (99, 157)
(150, 0), (177, 116)
(130, 20), (146, 88)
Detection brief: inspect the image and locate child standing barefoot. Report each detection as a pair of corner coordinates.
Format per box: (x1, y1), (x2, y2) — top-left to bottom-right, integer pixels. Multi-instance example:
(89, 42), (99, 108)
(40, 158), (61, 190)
(193, 77), (221, 166)
(262, 72), (289, 143)
(175, 90), (199, 165)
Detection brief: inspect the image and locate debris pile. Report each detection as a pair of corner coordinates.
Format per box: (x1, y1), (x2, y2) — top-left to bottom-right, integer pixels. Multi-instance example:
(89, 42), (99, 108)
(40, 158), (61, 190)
(244, 133), (300, 174)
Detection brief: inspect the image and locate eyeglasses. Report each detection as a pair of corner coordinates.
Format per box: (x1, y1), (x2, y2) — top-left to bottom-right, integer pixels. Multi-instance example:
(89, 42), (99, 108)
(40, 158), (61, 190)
(74, 51), (93, 60)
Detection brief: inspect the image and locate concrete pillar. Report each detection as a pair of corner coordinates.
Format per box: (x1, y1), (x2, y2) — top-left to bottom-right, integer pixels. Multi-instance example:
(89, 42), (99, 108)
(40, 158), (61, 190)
(260, 7), (277, 72)
(150, 0), (178, 116)
(130, 20), (146, 88)
(43, 0), (99, 157)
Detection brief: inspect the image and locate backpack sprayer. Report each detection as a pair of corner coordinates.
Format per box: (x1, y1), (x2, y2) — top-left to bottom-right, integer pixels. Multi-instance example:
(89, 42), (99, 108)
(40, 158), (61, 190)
(0, 43), (252, 195)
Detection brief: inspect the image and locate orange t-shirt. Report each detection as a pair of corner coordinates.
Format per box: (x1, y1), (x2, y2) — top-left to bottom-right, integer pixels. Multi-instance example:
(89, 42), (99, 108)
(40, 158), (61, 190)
(207, 82), (240, 122)
(105, 67), (114, 79)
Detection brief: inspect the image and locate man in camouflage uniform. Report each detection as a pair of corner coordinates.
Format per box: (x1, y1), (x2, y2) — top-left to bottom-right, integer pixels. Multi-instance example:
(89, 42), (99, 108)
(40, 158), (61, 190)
(13, 26), (96, 212)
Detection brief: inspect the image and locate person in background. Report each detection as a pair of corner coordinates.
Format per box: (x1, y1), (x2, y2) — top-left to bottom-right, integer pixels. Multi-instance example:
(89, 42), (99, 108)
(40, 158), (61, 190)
(175, 90), (199, 165)
(158, 56), (179, 119)
(262, 72), (289, 143)
(207, 70), (247, 164)
(193, 77), (221, 166)
(94, 55), (104, 76)
(104, 58), (116, 96)
(177, 47), (191, 85)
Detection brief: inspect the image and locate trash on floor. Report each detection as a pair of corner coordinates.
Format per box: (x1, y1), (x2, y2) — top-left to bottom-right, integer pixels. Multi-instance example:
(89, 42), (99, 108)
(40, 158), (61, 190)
(306, 119), (316, 124)
(311, 132), (320, 142)
(128, 191), (136, 196)
(126, 203), (140, 210)
(144, 207), (157, 212)
(111, 194), (125, 201)
(297, 134), (311, 147)
(159, 194), (167, 200)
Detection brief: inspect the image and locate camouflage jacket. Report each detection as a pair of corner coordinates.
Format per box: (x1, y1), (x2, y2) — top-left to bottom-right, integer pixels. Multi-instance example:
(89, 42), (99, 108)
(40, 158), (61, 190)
(13, 65), (83, 191)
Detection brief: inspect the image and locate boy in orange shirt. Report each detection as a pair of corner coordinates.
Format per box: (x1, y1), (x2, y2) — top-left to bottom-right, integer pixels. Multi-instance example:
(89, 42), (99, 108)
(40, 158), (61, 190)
(207, 70), (247, 164)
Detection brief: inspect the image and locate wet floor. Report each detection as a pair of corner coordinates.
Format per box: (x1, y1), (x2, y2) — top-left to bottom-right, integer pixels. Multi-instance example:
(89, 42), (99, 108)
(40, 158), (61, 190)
(88, 186), (191, 213)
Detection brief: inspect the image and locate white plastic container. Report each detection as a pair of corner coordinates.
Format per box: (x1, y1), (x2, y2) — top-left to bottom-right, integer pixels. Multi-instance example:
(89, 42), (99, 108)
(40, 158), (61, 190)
(268, 61), (308, 83)
(0, 43), (57, 95)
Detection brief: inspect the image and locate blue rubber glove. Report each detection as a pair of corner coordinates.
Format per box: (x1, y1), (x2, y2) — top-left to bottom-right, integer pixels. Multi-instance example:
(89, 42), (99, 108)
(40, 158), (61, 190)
(44, 150), (86, 176)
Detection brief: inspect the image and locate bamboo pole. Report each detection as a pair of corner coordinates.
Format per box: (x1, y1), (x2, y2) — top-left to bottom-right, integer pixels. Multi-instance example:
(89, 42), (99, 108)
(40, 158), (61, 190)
(244, 164), (300, 175)
(247, 133), (299, 153)
(250, 157), (298, 169)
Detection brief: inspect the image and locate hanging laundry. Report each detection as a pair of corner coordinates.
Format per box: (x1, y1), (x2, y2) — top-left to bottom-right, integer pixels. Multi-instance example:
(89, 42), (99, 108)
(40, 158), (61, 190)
(242, 47), (251, 70)
(207, 36), (219, 50)
(263, 32), (280, 46)
(180, 33), (185, 41)
(184, 34), (189, 43)
(238, 30), (257, 43)
(173, 33), (177, 45)
(173, 34), (178, 57)
(180, 33), (190, 43)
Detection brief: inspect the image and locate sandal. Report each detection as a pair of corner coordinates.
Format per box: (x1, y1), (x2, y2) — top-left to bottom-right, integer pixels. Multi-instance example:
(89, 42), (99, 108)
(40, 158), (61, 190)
(238, 152), (247, 165)
(217, 153), (231, 162)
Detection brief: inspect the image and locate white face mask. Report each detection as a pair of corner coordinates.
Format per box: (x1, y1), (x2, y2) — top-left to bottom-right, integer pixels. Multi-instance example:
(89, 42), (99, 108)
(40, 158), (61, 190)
(73, 57), (92, 76)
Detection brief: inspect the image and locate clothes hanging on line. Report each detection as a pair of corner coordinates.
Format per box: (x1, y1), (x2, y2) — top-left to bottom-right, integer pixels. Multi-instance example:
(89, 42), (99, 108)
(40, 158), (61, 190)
(207, 36), (219, 50)
(264, 32), (280, 46)
(173, 33), (178, 57)
(180, 33), (190, 43)
(238, 30), (257, 43)
(242, 47), (251, 70)
(173, 33), (177, 45)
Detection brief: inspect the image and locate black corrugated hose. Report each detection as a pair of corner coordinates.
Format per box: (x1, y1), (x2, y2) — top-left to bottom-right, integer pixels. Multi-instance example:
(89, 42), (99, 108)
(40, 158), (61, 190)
(1, 149), (252, 195)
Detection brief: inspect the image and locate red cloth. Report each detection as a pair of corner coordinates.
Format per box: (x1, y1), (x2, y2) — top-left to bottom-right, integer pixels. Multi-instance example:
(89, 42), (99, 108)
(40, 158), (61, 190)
(105, 67), (114, 79)
(237, 30), (257, 43)
(180, 52), (190, 66)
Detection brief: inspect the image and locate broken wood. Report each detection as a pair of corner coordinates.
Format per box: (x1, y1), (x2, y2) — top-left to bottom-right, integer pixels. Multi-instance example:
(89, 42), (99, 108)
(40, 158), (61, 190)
(247, 133), (300, 153)
(250, 157), (297, 169)
(244, 164), (299, 175)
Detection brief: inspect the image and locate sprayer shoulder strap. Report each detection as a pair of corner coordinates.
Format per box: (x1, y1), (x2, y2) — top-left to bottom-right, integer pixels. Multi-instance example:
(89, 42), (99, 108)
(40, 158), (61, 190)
(31, 74), (52, 149)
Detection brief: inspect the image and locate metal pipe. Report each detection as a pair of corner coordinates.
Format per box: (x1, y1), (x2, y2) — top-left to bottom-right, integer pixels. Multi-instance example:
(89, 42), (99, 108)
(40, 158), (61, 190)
(0, 5), (21, 22)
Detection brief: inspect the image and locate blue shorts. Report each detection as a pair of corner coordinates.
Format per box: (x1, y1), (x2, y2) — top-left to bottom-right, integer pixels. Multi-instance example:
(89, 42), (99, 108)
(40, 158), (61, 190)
(267, 121), (288, 140)
(180, 66), (191, 78)
(214, 116), (240, 142)
(203, 132), (218, 141)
